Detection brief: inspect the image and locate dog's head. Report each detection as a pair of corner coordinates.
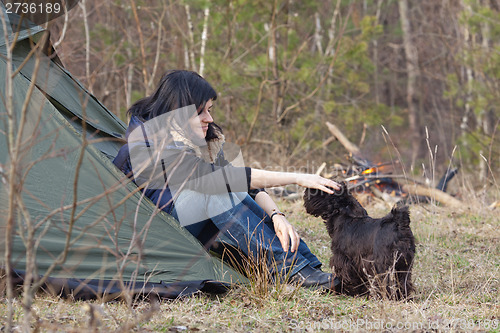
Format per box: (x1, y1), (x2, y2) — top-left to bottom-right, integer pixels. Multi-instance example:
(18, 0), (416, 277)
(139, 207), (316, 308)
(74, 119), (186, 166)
(303, 181), (368, 220)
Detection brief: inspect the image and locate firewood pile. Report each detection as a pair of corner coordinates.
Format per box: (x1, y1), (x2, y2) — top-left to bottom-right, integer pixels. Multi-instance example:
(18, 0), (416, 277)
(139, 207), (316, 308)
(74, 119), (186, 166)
(320, 122), (463, 208)
(320, 154), (461, 207)
(271, 122), (465, 209)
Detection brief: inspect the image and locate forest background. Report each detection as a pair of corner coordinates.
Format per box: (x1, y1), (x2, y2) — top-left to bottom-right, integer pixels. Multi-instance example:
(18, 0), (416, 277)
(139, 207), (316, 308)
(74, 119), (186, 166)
(50, 0), (499, 191)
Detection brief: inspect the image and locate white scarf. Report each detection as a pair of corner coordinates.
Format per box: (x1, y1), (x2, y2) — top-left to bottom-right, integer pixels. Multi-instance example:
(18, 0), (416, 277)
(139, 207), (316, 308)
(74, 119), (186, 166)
(170, 125), (225, 164)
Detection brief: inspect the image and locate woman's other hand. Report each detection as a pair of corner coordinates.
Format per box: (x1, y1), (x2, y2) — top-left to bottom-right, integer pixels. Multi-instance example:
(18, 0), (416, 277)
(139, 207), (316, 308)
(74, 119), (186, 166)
(296, 174), (340, 194)
(272, 215), (300, 252)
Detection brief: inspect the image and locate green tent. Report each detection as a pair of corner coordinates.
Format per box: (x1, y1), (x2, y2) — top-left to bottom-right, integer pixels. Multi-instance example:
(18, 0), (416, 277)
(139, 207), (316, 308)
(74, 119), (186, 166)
(0, 10), (246, 299)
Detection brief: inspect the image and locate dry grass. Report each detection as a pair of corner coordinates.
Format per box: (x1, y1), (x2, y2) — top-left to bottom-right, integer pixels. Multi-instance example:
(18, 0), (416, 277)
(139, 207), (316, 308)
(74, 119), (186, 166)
(1, 194), (499, 332)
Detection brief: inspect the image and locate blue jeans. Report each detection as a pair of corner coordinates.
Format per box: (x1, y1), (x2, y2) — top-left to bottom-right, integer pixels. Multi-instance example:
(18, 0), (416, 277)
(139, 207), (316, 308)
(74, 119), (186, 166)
(171, 190), (321, 277)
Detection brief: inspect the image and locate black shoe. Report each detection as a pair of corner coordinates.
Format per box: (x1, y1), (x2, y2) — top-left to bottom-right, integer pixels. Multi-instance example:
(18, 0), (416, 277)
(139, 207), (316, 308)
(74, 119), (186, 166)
(290, 265), (339, 291)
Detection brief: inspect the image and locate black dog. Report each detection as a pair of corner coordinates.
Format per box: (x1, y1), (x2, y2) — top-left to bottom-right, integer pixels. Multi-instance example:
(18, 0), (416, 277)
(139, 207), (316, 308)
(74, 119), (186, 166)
(303, 182), (415, 299)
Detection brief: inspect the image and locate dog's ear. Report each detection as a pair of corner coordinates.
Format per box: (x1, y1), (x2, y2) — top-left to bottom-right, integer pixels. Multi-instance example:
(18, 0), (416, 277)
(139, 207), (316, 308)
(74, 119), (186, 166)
(303, 188), (325, 217)
(391, 203), (410, 227)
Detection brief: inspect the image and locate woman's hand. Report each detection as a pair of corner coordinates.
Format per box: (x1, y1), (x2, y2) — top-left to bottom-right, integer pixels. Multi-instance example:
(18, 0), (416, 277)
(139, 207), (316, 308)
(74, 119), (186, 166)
(296, 174), (340, 194)
(272, 214), (300, 252)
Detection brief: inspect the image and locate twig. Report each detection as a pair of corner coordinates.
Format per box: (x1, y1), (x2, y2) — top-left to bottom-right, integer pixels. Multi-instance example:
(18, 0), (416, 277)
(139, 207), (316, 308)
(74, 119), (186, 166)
(18, 32), (50, 331)
(53, 1), (70, 48)
(1, 8), (15, 332)
(315, 162), (327, 176)
(488, 201), (500, 210)
(245, 79), (269, 144)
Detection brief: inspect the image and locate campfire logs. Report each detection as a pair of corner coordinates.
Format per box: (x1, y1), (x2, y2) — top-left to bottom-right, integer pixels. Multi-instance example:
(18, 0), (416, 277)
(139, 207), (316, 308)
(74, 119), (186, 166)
(322, 122), (463, 208)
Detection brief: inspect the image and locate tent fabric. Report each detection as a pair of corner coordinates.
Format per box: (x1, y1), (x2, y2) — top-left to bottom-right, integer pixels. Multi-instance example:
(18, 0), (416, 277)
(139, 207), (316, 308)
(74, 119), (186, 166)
(11, 270), (230, 301)
(0, 10), (247, 299)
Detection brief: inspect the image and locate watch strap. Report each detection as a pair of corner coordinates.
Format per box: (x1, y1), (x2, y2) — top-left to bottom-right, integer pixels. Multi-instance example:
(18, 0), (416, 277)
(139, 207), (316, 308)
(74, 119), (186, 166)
(270, 210), (286, 220)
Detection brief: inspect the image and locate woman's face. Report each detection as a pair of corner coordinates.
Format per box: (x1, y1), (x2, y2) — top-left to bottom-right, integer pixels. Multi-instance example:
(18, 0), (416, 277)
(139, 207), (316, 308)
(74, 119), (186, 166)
(188, 99), (214, 139)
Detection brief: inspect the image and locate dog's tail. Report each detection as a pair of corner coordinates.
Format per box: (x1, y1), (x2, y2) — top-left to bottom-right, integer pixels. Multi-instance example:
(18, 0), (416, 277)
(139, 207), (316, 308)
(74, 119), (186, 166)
(391, 204), (411, 227)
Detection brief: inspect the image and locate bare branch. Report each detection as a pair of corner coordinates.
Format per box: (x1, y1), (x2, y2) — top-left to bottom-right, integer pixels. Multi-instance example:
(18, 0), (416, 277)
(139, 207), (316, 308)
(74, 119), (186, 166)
(0, 7), (15, 331)
(53, 2), (70, 49)
(148, 4), (167, 91)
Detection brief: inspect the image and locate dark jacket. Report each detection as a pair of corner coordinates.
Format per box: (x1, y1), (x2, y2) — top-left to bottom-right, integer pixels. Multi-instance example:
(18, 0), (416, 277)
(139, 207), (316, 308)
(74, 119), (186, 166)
(113, 116), (264, 214)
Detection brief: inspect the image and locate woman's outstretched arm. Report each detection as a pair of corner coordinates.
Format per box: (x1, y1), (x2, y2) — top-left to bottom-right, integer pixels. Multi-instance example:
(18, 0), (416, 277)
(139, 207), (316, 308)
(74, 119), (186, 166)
(250, 169), (340, 194)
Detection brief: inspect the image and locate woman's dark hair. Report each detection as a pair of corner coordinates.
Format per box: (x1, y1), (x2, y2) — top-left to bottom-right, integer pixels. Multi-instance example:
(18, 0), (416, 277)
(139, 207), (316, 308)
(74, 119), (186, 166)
(128, 70), (221, 141)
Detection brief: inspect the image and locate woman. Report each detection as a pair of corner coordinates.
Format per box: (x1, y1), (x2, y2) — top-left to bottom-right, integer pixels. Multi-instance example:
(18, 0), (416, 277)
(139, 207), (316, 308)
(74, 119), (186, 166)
(113, 70), (340, 290)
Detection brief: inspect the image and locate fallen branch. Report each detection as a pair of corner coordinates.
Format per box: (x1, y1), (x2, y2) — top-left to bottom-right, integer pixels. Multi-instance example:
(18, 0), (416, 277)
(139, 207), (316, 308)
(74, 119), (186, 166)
(326, 121), (361, 157)
(402, 183), (463, 208)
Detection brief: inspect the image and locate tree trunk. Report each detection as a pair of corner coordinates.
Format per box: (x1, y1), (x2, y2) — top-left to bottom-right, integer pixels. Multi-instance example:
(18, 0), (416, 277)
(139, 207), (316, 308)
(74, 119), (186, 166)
(460, 1), (473, 145)
(199, 7), (210, 76)
(185, 5), (196, 71)
(373, 0), (384, 105)
(312, 12), (323, 54)
(478, 0), (491, 182)
(269, 0), (279, 122)
(398, 0), (420, 166)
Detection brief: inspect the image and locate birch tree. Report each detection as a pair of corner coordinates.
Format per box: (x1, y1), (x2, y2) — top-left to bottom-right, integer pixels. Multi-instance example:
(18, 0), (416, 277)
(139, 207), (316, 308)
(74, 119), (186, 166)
(398, 0), (420, 167)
